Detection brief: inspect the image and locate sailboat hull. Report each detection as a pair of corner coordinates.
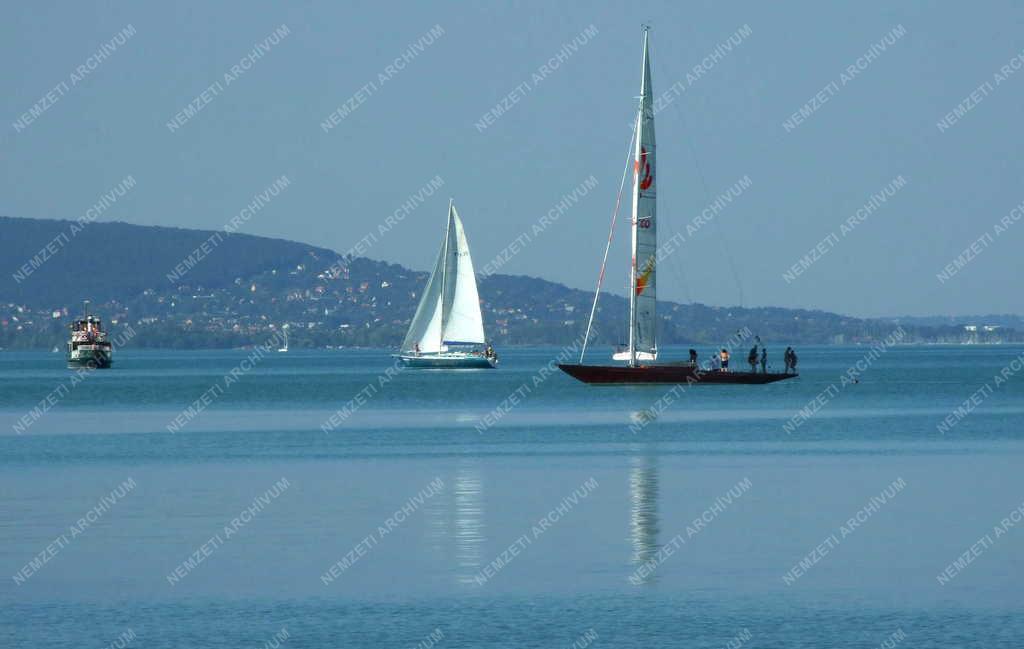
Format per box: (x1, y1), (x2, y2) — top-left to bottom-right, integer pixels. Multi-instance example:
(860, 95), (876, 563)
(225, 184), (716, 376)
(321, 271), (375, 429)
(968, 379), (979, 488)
(399, 352), (497, 369)
(557, 363), (796, 385)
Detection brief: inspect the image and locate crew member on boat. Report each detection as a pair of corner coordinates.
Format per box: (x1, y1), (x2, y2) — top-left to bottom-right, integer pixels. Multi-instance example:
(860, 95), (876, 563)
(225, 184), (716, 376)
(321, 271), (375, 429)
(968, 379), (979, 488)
(784, 347), (798, 373)
(720, 349), (730, 371)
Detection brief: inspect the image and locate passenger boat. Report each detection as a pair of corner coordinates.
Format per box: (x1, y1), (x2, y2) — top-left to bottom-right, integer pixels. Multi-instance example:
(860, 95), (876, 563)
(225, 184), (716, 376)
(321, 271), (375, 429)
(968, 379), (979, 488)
(67, 301), (113, 369)
(558, 28), (796, 386)
(398, 200), (497, 369)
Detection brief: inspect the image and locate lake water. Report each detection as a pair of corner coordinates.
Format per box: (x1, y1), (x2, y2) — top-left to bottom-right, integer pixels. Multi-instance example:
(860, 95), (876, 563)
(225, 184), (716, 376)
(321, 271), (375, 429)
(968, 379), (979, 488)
(1, 345), (1023, 648)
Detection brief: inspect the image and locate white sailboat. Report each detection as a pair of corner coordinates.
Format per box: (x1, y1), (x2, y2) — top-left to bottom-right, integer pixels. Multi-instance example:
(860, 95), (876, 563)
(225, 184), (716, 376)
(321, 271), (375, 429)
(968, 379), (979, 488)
(398, 200), (497, 368)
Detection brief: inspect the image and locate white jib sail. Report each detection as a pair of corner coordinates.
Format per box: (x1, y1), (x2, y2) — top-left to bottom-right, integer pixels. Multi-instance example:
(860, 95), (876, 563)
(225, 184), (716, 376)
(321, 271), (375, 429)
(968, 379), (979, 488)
(441, 203), (486, 346)
(628, 28), (658, 363)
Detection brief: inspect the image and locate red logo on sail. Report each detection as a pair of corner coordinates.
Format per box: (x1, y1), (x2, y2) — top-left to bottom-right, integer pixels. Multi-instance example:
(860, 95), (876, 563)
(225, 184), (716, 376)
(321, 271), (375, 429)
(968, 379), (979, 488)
(636, 147), (653, 191)
(635, 257), (655, 296)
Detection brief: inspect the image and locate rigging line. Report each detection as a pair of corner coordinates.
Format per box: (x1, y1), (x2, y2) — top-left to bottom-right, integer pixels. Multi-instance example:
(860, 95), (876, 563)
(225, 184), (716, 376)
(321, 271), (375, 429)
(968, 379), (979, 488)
(675, 262), (693, 305)
(680, 119), (744, 308)
(580, 121), (637, 363)
(656, 172), (693, 306)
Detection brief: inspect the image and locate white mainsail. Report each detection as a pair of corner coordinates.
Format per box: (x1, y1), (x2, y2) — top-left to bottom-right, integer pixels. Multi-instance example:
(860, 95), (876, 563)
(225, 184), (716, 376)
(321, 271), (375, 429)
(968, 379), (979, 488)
(628, 28), (658, 364)
(401, 201), (486, 353)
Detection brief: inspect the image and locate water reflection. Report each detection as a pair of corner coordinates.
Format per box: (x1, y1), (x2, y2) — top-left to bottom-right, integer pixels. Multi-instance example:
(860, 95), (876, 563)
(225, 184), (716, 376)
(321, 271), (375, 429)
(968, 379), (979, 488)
(453, 463), (485, 585)
(424, 472), (449, 559)
(629, 454), (660, 584)
(629, 408), (660, 427)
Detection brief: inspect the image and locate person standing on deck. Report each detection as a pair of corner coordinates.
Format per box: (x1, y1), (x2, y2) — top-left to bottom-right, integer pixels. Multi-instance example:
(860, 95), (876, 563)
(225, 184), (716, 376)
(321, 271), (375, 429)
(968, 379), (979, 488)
(689, 348), (698, 365)
(784, 347), (793, 373)
(761, 348), (768, 373)
(747, 345), (758, 372)
(720, 348), (730, 371)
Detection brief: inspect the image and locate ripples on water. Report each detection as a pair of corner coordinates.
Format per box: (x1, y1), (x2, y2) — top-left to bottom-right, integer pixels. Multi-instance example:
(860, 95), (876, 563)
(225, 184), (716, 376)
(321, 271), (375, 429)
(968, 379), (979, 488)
(1, 346), (1023, 647)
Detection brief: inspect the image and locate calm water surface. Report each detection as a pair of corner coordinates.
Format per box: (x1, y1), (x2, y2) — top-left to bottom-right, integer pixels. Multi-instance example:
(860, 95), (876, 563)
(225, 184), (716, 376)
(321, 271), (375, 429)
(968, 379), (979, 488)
(1, 345), (1022, 648)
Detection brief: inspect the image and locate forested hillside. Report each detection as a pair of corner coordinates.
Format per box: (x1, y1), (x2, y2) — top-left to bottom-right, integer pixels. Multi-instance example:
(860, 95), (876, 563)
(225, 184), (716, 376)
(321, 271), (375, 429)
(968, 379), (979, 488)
(1, 216), (1016, 349)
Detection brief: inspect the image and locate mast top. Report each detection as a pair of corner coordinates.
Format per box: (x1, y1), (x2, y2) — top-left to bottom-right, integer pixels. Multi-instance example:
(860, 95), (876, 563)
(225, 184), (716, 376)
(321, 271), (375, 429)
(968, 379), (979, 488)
(640, 26), (652, 100)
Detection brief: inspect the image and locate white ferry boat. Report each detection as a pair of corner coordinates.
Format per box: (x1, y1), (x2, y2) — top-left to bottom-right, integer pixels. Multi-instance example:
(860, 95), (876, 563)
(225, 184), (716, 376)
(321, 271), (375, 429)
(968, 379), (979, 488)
(67, 301), (113, 369)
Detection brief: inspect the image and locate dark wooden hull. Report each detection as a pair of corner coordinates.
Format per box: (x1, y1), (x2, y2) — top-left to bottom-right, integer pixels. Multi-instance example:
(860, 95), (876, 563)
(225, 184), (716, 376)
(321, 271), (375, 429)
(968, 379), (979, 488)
(557, 363), (797, 385)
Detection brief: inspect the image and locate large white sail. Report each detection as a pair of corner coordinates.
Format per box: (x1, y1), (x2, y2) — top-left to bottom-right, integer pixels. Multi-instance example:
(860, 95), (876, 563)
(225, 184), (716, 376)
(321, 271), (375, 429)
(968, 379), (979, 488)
(441, 204), (486, 345)
(629, 28), (658, 363)
(401, 213), (453, 353)
(402, 201), (486, 353)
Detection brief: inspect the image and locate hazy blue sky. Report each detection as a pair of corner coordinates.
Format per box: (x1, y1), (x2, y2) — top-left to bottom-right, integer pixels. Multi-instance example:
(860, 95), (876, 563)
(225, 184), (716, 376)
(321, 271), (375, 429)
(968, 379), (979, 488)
(3, 1), (1022, 317)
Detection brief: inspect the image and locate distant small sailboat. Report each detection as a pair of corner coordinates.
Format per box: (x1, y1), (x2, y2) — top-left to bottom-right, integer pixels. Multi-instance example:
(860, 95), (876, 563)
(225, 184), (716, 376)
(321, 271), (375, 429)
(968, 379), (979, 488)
(398, 200), (497, 368)
(277, 325), (289, 352)
(558, 28), (795, 386)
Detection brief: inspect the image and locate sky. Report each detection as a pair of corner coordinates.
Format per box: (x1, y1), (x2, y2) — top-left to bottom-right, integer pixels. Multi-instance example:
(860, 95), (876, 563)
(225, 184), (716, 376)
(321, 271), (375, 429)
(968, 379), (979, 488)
(2, 1), (1022, 318)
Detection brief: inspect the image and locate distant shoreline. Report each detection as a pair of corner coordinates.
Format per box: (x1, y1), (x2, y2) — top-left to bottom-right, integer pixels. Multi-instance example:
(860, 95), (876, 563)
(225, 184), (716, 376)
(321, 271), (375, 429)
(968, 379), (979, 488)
(4, 341), (1022, 353)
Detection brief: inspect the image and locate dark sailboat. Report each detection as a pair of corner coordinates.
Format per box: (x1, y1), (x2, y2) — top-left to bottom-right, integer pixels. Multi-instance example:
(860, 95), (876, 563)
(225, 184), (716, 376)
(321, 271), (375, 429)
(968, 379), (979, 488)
(558, 362), (795, 385)
(558, 28), (797, 386)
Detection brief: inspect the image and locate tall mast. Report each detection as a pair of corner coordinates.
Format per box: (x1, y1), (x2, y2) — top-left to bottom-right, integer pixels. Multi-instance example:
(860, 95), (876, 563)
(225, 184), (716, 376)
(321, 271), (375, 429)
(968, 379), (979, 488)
(439, 199), (453, 349)
(629, 27), (651, 367)
(627, 116), (638, 367)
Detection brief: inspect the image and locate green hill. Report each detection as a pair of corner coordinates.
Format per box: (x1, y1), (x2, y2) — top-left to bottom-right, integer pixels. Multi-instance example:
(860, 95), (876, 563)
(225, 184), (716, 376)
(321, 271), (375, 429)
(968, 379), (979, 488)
(0, 216), (1016, 349)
